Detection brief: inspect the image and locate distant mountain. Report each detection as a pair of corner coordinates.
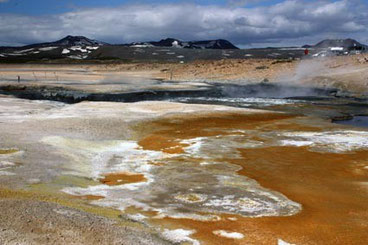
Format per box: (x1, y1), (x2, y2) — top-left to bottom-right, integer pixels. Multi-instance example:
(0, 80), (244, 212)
(128, 38), (239, 49)
(24, 35), (106, 49)
(0, 36), (106, 61)
(187, 39), (239, 49)
(149, 38), (183, 47)
(303, 38), (367, 50)
(0, 36), (239, 61)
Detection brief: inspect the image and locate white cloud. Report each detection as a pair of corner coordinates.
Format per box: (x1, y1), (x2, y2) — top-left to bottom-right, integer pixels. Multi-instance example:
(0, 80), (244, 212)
(227, 0), (268, 7)
(0, 0), (9, 2)
(0, 0), (367, 47)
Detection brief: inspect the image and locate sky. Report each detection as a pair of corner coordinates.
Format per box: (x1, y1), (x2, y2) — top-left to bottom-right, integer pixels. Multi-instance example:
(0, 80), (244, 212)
(0, 0), (368, 47)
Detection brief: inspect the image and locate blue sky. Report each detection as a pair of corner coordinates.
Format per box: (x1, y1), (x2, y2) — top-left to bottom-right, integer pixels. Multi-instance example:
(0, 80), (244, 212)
(0, 0), (289, 15)
(0, 0), (367, 47)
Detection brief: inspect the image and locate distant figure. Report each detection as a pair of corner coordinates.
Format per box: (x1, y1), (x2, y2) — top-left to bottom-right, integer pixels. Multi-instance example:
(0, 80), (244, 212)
(304, 48), (309, 56)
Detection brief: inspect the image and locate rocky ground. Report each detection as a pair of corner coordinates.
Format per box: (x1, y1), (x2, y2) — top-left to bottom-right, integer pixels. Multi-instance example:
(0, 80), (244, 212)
(1, 54), (367, 97)
(0, 198), (170, 245)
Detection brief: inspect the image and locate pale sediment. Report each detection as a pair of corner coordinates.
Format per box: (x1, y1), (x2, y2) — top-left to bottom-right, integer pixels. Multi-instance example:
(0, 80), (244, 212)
(0, 95), (367, 244)
(0, 96), (294, 243)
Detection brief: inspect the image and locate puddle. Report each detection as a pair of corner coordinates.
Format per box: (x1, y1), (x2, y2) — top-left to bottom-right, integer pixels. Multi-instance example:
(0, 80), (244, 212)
(171, 96), (307, 108)
(334, 116), (368, 128)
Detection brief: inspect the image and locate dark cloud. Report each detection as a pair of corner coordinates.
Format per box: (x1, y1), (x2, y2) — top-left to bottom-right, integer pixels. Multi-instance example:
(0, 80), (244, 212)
(0, 0), (367, 47)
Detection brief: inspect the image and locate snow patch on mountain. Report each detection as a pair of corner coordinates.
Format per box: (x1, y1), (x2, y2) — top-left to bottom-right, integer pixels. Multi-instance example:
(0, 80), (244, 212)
(127, 38), (239, 49)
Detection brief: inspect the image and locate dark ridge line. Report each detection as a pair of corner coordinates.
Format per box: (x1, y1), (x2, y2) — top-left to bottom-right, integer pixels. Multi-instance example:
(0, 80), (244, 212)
(0, 83), (366, 105)
(0, 85), (222, 104)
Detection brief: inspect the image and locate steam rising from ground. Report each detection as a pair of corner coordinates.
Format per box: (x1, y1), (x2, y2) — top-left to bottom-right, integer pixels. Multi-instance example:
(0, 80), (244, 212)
(277, 56), (368, 94)
(287, 58), (328, 83)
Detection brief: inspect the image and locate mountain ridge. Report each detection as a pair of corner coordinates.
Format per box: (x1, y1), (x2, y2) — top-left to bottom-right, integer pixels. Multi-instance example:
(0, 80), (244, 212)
(303, 38), (367, 50)
(22, 36), (106, 49)
(127, 38), (239, 49)
(1, 36), (239, 50)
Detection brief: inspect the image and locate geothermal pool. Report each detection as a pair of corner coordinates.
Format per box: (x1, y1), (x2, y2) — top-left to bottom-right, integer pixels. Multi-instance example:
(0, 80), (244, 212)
(0, 84), (368, 244)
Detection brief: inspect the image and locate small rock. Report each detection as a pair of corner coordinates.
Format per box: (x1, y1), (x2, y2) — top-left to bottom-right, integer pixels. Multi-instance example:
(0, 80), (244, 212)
(255, 65), (269, 70)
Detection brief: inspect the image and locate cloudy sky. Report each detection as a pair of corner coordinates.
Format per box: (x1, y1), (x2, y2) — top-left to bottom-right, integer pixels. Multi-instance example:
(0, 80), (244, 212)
(0, 0), (367, 47)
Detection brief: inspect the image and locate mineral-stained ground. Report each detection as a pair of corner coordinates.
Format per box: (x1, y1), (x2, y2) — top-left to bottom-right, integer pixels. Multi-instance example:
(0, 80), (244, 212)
(0, 55), (368, 244)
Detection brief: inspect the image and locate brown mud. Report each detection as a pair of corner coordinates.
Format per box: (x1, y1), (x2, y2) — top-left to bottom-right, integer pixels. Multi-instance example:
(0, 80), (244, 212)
(100, 172), (147, 186)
